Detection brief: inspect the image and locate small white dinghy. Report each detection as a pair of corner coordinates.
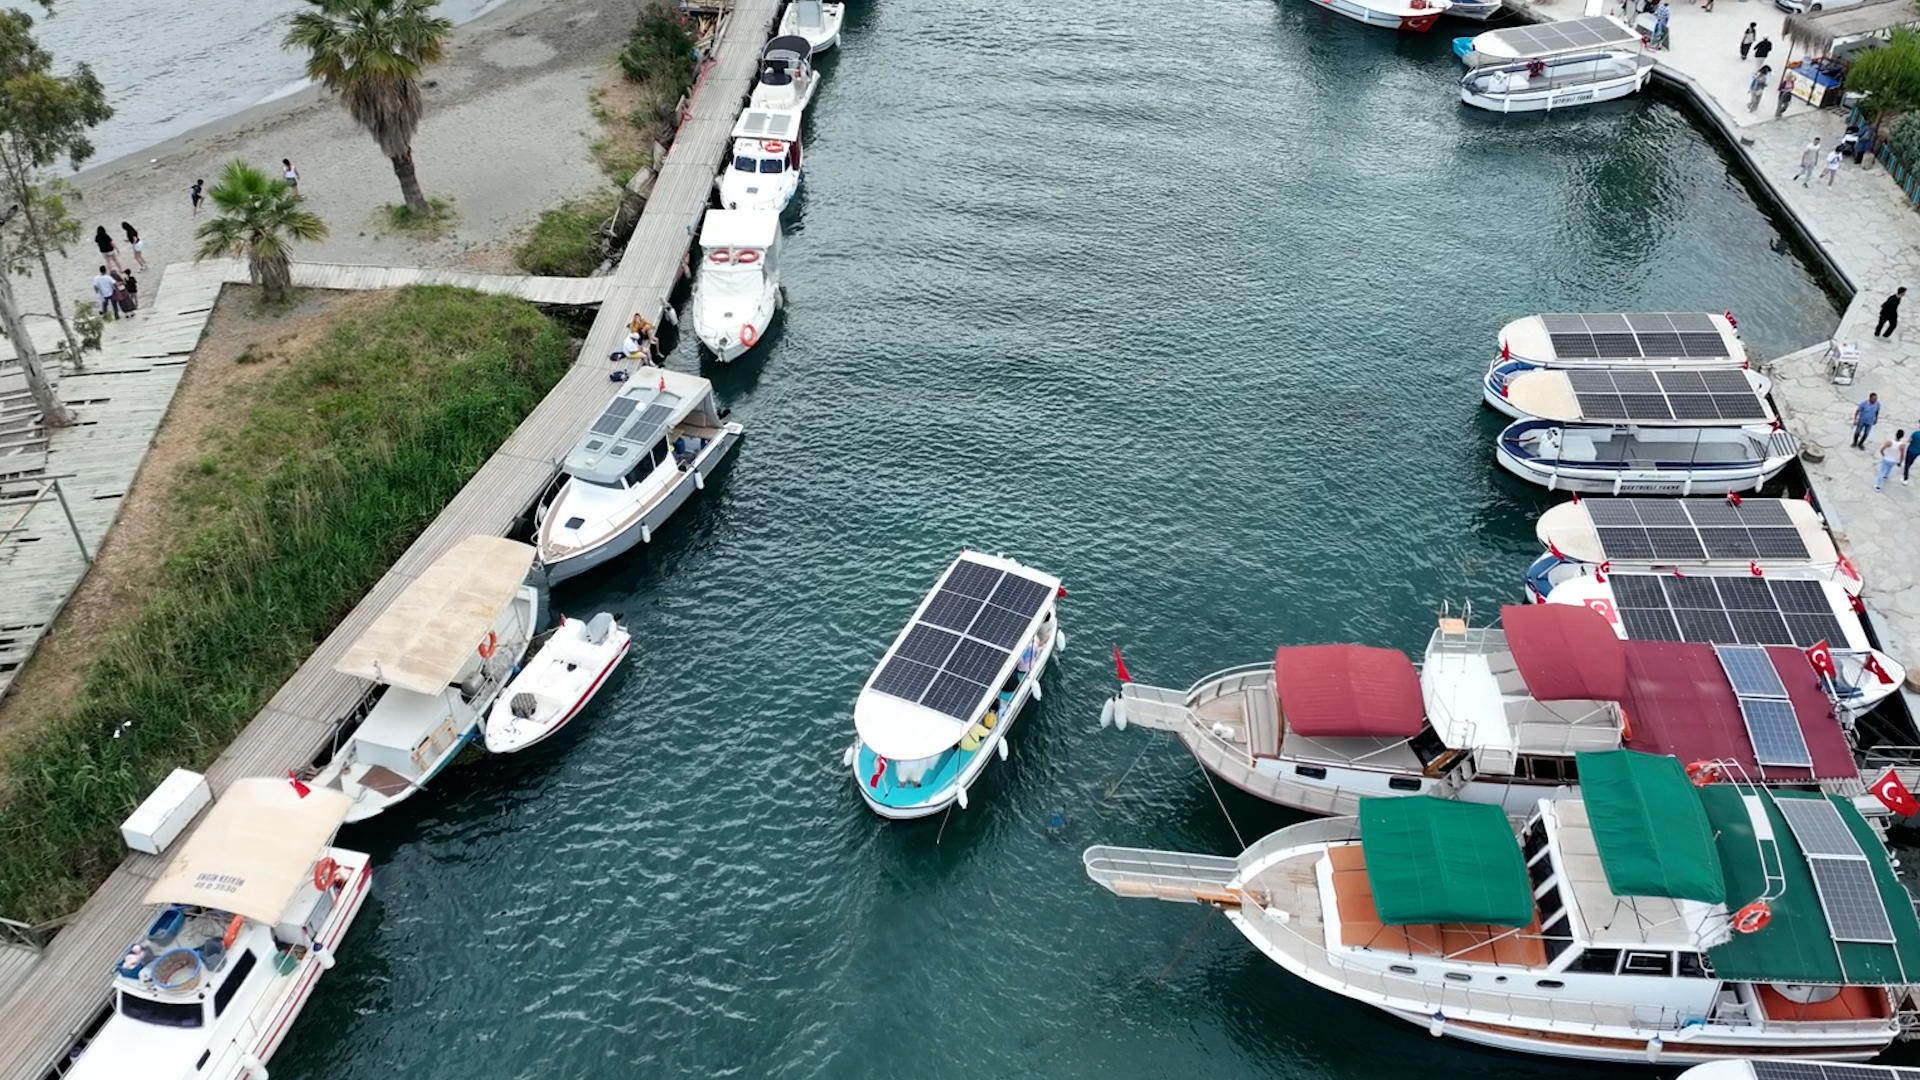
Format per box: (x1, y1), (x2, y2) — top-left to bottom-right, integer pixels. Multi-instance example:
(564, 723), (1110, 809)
(485, 613), (631, 753)
(1460, 51), (1653, 112)
(778, 0), (844, 52)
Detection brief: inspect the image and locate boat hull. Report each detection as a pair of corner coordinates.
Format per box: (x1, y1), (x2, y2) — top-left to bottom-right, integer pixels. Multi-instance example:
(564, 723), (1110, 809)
(238, 854), (374, 1073)
(1460, 68), (1650, 112)
(1298, 0), (1449, 31)
(1495, 420), (1797, 496)
(1372, 1002), (1893, 1064)
(540, 423), (745, 583)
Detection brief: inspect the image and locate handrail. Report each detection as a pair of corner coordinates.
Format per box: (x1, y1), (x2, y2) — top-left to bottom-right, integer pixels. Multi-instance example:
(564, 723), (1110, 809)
(0, 912), (71, 951)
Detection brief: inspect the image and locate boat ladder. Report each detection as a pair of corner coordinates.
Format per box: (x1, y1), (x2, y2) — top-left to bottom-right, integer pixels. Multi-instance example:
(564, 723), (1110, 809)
(1084, 845), (1242, 907)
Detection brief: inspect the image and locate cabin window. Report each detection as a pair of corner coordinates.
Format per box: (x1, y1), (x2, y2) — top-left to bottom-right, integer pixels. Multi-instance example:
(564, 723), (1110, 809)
(119, 991), (203, 1028)
(1526, 852), (1555, 892)
(1521, 819), (1549, 862)
(1520, 756), (1572, 783)
(622, 440), (671, 486)
(1406, 723), (1446, 766)
(1536, 979), (1566, 990)
(214, 950), (258, 1017)
(1444, 972), (1472, 982)
(733, 154), (755, 172)
(1622, 951), (1673, 977)
(1677, 952), (1709, 978)
(1387, 776), (1422, 792)
(1568, 948), (1621, 974)
(1389, 964), (1417, 975)
(758, 157), (784, 174)
(1536, 884), (1565, 923)
(1294, 765), (1327, 780)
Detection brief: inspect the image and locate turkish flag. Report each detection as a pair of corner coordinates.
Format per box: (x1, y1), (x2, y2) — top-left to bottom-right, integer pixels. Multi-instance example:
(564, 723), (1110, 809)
(287, 770), (311, 799)
(1805, 639), (1837, 680)
(1872, 770), (1919, 817)
(1727, 492), (1743, 507)
(1548, 539), (1565, 561)
(1571, 491), (1581, 504)
(1837, 551), (1861, 583)
(1595, 559), (1609, 584)
(1750, 561), (1764, 577)
(1113, 646), (1133, 684)
(869, 755), (888, 789)
(1864, 653), (1895, 685)
(1852, 593), (1868, 615)
(1501, 339), (1510, 361)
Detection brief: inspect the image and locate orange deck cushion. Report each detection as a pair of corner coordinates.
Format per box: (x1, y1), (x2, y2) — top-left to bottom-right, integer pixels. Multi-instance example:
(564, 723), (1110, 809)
(1328, 843), (1546, 967)
(1755, 983), (1892, 1022)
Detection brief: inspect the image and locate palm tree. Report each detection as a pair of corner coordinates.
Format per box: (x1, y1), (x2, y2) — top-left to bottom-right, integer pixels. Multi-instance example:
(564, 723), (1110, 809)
(193, 160), (329, 302)
(284, 0), (452, 216)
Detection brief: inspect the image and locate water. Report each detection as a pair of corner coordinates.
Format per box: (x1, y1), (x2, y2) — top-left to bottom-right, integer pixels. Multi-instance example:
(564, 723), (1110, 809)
(6, 0), (509, 167)
(241, 0), (1845, 1077)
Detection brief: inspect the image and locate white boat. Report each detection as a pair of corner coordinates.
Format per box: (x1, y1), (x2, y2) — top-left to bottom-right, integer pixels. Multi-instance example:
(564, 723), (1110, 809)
(308, 536), (543, 821)
(1445, 0), (1503, 20)
(749, 35), (819, 113)
(778, 0), (844, 52)
(846, 551), (1064, 819)
(1297, 0), (1451, 31)
(1494, 311), (1748, 370)
(1087, 753), (1920, 1064)
(65, 779), (370, 1080)
(1101, 604), (1861, 818)
(691, 208), (783, 361)
(535, 371), (743, 582)
(1459, 15), (1645, 66)
(1684, 1061), (1920, 1080)
(1546, 572), (1904, 717)
(1486, 363), (1773, 423)
(1496, 418), (1801, 495)
(717, 108), (803, 212)
(484, 613), (631, 753)
(1526, 497), (1863, 600)
(1461, 51), (1654, 112)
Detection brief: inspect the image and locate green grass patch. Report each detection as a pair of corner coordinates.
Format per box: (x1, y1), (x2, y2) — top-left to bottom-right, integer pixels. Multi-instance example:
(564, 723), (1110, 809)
(0, 287), (575, 921)
(515, 190), (619, 277)
(379, 196), (457, 238)
(619, 2), (698, 94)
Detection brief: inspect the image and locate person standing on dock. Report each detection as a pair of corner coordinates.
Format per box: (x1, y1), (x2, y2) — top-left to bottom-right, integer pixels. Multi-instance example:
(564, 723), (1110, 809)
(1776, 72), (1795, 116)
(1853, 392), (1882, 449)
(1754, 37), (1773, 64)
(1876, 287), (1905, 337)
(90, 266), (117, 320)
(1904, 430), (1920, 485)
(1793, 137), (1821, 185)
(1740, 23), (1757, 59)
(1820, 146), (1843, 186)
(1748, 67), (1770, 112)
(1875, 430), (1905, 490)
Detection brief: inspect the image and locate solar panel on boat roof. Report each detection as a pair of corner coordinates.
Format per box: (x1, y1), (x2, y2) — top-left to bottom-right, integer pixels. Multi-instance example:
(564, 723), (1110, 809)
(1543, 313), (1730, 359)
(1565, 369), (1762, 422)
(1809, 857), (1898, 943)
(1752, 1063), (1904, 1080)
(1777, 797), (1866, 856)
(871, 558), (1055, 720)
(1715, 644), (1789, 697)
(1582, 499), (1809, 564)
(1605, 574), (1846, 646)
(589, 393), (639, 435)
(1740, 698), (1813, 767)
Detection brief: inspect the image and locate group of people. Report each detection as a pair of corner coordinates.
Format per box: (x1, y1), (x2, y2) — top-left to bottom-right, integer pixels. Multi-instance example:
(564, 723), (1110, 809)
(87, 222), (148, 320)
(1850, 290), (1913, 491)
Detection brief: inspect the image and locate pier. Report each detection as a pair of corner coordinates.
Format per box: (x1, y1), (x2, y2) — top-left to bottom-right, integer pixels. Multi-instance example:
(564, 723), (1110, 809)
(0, 0), (780, 1072)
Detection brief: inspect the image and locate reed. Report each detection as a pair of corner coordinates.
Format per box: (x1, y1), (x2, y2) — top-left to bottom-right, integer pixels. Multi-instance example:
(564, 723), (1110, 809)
(0, 286), (574, 922)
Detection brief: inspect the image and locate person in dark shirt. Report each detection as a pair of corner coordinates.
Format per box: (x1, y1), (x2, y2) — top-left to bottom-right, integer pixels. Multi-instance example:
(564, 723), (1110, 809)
(1878, 287), (1906, 338)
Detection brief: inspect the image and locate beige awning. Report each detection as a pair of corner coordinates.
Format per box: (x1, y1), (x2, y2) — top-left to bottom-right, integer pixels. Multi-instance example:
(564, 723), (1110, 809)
(335, 535), (535, 694)
(1504, 370), (1581, 422)
(144, 778), (354, 922)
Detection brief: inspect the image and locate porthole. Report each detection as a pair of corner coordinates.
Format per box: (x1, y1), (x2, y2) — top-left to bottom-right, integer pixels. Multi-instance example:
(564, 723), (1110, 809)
(1536, 979), (1565, 990)
(1390, 964), (1417, 975)
(1444, 972), (1471, 983)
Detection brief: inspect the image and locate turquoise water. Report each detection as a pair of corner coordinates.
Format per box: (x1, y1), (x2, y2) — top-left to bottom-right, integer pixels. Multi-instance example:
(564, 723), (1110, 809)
(272, 0), (1844, 1078)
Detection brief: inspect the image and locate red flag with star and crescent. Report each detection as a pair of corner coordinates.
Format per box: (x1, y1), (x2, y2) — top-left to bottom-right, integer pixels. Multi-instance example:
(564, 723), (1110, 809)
(1872, 770), (1919, 817)
(1805, 639), (1837, 681)
(287, 769), (311, 798)
(1864, 653), (1896, 685)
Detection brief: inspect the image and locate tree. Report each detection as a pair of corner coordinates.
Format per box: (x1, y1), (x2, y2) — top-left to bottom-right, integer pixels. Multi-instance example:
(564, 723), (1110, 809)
(1845, 27), (1920, 123)
(284, 0), (453, 216)
(193, 160), (329, 303)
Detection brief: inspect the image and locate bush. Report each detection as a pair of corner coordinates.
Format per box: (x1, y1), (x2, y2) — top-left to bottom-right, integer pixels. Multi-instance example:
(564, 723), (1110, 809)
(515, 190), (620, 277)
(1848, 28), (1920, 122)
(619, 2), (697, 96)
(1887, 111), (1920, 164)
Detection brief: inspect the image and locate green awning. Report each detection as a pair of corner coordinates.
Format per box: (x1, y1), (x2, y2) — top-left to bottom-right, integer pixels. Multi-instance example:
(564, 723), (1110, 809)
(1359, 796), (1534, 927)
(1573, 751), (1725, 904)
(1702, 787), (1920, 985)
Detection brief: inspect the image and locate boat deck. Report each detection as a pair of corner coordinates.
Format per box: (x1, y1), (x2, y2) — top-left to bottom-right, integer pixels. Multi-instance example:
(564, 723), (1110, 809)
(1194, 687), (1279, 757)
(1562, 431), (1755, 465)
(1239, 851), (1327, 949)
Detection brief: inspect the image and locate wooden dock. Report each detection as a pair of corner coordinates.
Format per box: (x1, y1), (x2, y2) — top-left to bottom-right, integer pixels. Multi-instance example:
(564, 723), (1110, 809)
(0, 0), (781, 1072)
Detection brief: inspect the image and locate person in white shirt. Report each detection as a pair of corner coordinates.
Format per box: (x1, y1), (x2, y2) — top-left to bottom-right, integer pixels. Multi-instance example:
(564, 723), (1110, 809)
(1819, 147), (1843, 187)
(282, 158), (300, 189)
(90, 266), (118, 320)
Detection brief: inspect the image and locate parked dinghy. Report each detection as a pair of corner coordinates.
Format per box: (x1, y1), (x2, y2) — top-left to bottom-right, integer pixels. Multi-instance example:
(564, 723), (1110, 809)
(1461, 51), (1653, 113)
(778, 0), (844, 52)
(485, 613), (631, 753)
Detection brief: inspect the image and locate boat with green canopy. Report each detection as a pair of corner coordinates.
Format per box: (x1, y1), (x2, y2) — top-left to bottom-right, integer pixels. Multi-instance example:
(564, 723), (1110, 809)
(1083, 750), (1920, 1064)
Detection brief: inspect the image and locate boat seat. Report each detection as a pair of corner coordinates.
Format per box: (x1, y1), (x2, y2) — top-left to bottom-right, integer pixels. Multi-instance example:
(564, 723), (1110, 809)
(1328, 843), (1546, 967)
(1558, 433), (1599, 462)
(1495, 668), (1530, 696)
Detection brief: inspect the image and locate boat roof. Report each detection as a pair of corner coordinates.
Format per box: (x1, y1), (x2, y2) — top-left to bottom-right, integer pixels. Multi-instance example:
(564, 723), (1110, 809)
(143, 778), (353, 922)
(1621, 641), (1856, 781)
(854, 551), (1060, 761)
(561, 374), (708, 483)
(699, 208), (780, 250)
(1357, 797), (1534, 927)
(1469, 17), (1640, 60)
(1537, 496), (1838, 567)
(1498, 311), (1745, 365)
(1420, 620), (1622, 759)
(1546, 572), (1868, 651)
(1504, 367), (1771, 424)
(1273, 644), (1423, 738)
(763, 34), (811, 61)
(1547, 796), (1722, 949)
(731, 107), (802, 142)
(1501, 603), (1625, 701)
(1576, 751), (1726, 903)
(335, 535), (534, 694)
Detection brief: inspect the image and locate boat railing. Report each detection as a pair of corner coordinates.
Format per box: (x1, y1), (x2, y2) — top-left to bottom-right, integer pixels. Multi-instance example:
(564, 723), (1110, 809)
(1084, 846), (1242, 906)
(201, 1015), (267, 1079)
(0, 912), (70, 951)
(1235, 818), (1364, 879)
(1187, 663), (1275, 703)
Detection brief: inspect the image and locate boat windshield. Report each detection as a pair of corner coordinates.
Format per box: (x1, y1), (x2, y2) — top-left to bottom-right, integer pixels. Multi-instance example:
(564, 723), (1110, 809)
(758, 157), (785, 174)
(119, 991), (203, 1028)
(732, 154), (756, 172)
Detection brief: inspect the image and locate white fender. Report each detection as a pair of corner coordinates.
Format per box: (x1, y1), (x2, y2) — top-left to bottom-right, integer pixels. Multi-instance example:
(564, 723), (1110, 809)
(1031, 680), (1041, 701)
(316, 946), (335, 970)
(1055, 629), (1066, 655)
(956, 786), (968, 810)
(241, 1053), (267, 1079)
(842, 744), (855, 768)
(1428, 1013), (1447, 1037)
(640, 524), (652, 544)
(693, 470), (705, 490)
(1099, 698), (1114, 729)
(1114, 700), (1128, 731)
(1644, 1036), (1663, 1063)
(997, 738), (1009, 762)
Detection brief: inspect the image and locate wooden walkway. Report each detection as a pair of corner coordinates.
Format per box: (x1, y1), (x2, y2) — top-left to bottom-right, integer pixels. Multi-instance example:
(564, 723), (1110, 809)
(0, 0), (781, 1074)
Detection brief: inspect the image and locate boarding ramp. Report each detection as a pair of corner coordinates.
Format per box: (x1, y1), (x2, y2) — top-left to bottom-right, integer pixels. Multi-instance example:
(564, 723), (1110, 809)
(1105, 682), (1190, 732)
(1084, 845), (1243, 906)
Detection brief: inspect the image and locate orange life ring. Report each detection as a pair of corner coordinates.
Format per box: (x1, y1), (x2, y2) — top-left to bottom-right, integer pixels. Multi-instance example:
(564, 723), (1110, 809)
(222, 913), (244, 950)
(1734, 900), (1772, 934)
(762, 140), (786, 154)
(741, 323), (759, 347)
(735, 249), (761, 264)
(477, 631), (497, 660)
(1618, 706), (1634, 743)
(313, 856), (339, 892)
(1685, 760), (1721, 787)
(708, 249), (731, 264)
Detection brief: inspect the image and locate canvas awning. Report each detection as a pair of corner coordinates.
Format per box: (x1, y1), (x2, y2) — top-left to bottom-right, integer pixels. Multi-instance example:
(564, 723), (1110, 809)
(335, 535), (534, 694)
(1621, 641), (1855, 781)
(1358, 797), (1534, 926)
(1274, 645), (1424, 738)
(1785, 0), (1918, 58)
(1572, 751), (1725, 903)
(145, 778), (354, 922)
(1501, 603), (1626, 702)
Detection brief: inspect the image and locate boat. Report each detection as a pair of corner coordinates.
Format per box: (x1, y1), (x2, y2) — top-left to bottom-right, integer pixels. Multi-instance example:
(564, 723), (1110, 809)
(749, 35), (819, 113)
(777, 0), (844, 52)
(1460, 51), (1654, 112)
(1547, 571), (1904, 717)
(308, 536), (543, 821)
(1486, 364), (1773, 423)
(1493, 311), (1748, 370)
(1455, 15), (1645, 66)
(1086, 750), (1920, 1064)
(1445, 0), (1503, 21)
(1682, 1062), (1920, 1080)
(535, 371), (743, 582)
(717, 107), (803, 212)
(1526, 497), (1863, 600)
(1297, 0), (1451, 31)
(691, 208), (783, 362)
(1496, 418), (1801, 495)
(64, 779), (371, 1080)
(483, 613), (631, 753)
(845, 551), (1064, 819)
(1100, 604), (1860, 817)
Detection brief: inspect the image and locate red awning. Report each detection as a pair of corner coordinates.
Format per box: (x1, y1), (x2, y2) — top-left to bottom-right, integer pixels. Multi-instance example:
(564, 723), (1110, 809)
(1274, 645), (1424, 738)
(1620, 641), (1853, 781)
(1501, 604), (1626, 702)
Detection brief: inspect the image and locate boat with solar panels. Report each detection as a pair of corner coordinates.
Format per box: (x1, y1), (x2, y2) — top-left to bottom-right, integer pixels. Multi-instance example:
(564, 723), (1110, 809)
(1486, 365), (1773, 424)
(1085, 750), (1920, 1064)
(1460, 51), (1655, 113)
(535, 370), (742, 583)
(1546, 572), (1904, 719)
(692, 208), (783, 362)
(718, 108), (802, 212)
(1100, 605), (1864, 817)
(1455, 16), (1645, 66)
(1528, 497), (1864, 600)
(846, 551), (1064, 819)
(1683, 1061), (1920, 1080)
(1492, 311), (1748, 370)
(1496, 420), (1801, 495)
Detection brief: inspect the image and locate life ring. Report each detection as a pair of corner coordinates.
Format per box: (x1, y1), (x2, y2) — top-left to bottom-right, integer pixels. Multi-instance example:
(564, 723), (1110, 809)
(741, 323), (759, 347)
(477, 631), (497, 660)
(1685, 760), (1721, 787)
(222, 913), (244, 950)
(762, 140), (786, 154)
(734, 249), (761, 264)
(708, 249), (731, 264)
(1618, 706), (1633, 743)
(1734, 900), (1772, 934)
(313, 856), (339, 892)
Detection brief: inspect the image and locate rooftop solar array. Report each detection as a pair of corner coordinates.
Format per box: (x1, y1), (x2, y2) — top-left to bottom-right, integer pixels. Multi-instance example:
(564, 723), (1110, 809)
(1714, 645), (1810, 768)
(1582, 498), (1809, 563)
(566, 390), (680, 482)
(733, 109), (800, 140)
(1540, 312), (1729, 360)
(1752, 1063), (1912, 1080)
(871, 557), (1055, 721)
(1485, 16), (1641, 55)
(1608, 573), (1847, 647)
(1774, 798), (1897, 944)
(1564, 368), (1765, 423)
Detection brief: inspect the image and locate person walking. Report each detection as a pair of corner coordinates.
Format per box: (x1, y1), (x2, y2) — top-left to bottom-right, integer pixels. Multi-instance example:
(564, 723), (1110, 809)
(109, 270), (134, 319)
(90, 266), (117, 320)
(1748, 67), (1769, 112)
(1876, 430), (1905, 490)
(120, 221), (147, 270)
(1793, 137), (1821, 185)
(1820, 146), (1843, 186)
(1904, 429), (1920, 485)
(1852, 391), (1883, 449)
(1754, 36), (1773, 63)
(189, 178), (205, 215)
(1877, 287), (1906, 337)
(1740, 22), (1757, 59)
(282, 158), (299, 189)
(92, 225), (121, 272)
(120, 270), (139, 314)
(1776, 72), (1795, 117)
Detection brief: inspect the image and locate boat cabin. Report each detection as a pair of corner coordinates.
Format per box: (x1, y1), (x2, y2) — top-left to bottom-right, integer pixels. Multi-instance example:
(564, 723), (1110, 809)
(1531, 497), (1860, 597)
(1495, 312), (1747, 369)
(1500, 367), (1774, 427)
(720, 108), (803, 211)
(698, 208), (782, 286)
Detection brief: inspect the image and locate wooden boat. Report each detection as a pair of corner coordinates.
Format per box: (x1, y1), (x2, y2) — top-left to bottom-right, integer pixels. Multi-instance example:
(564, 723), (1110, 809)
(484, 613), (631, 753)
